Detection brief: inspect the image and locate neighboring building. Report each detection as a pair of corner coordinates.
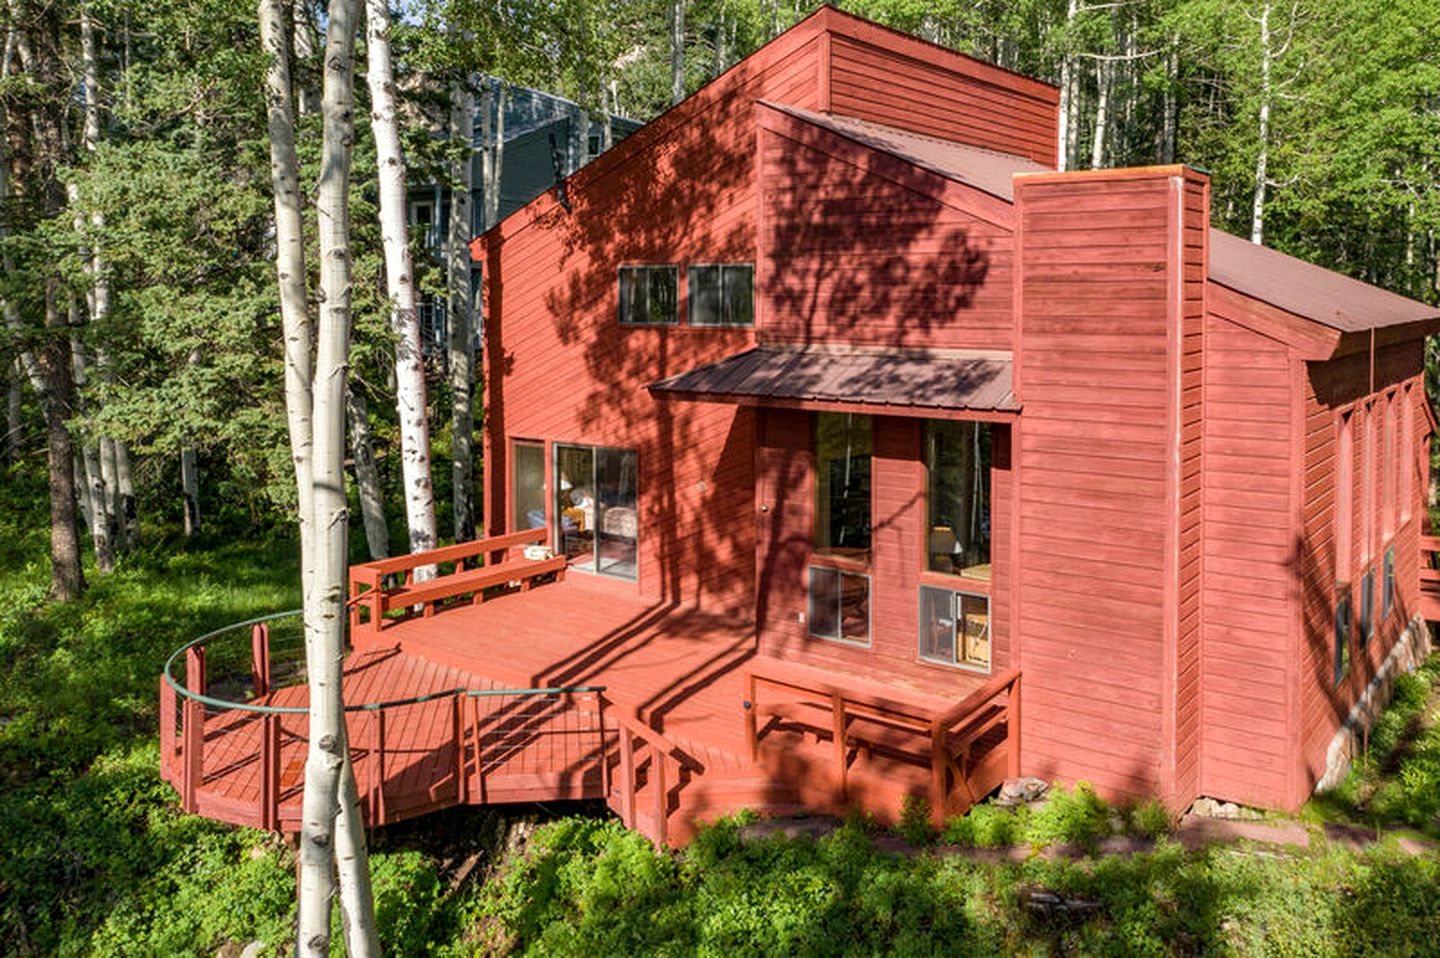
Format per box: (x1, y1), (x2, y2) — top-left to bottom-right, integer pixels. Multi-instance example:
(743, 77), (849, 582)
(163, 6), (1440, 846)
(409, 80), (642, 354)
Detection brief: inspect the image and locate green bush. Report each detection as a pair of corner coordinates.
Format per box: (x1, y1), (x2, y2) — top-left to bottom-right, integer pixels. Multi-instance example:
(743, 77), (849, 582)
(895, 794), (935, 846)
(1126, 799), (1173, 840)
(1024, 783), (1113, 850)
(943, 802), (1025, 848)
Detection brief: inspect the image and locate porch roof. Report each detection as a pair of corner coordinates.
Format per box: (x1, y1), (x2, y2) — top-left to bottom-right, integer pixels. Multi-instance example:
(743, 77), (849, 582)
(648, 344), (1019, 413)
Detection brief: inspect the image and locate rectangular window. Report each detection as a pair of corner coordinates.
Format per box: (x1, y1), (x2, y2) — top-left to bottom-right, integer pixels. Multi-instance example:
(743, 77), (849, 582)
(1336, 411), (1354, 583)
(511, 441), (547, 532)
(618, 266), (678, 325)
(1359, 566), (1375, 647)
(919, 586), (991, 671)
(808, 566), (870, 646)
(1383, 545), (1396, 623)
(813, 413), (872, 562)
(1334, 587), (1351, 687)
(408, 198), (438, 249)
(555, 444), (638, 580)
(926, 420), (992, 579)
(687, 264), (755, 327)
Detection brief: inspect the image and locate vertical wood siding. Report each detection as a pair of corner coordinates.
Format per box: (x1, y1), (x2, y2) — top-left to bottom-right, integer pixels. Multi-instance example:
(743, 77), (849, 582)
(1295, 341), (1426, 803)
(1014, 171), (1183, 802)
(757, 112), (1014, 350)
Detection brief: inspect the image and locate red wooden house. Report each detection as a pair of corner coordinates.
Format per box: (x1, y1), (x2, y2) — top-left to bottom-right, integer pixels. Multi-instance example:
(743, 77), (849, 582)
(163, 6), (1440, 843)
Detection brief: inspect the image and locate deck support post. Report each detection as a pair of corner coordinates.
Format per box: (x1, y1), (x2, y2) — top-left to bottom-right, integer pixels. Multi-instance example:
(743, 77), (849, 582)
(596, 693), (610, 797)
(618, 726), (635, 828)
(181, 699), (204, 812)
(452, 694), (467, 804)
(375, 710), (388, 823)
(744, 673), (757, 762)
(251, 623), (271, 697)
(831, 693), (847, 801)
(260, 713), (280, 830)
(185, 645), (206, 696)
(1007, 675), (1021, 780)
(652, 745), (667, 847)
(930, 722), (947, 830)
(159, 677), (176, 777)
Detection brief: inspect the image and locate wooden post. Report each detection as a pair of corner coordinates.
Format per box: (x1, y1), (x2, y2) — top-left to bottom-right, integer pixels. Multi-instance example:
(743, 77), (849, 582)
(260, 713), (280, 831)
(1007, 675), (1022, 780)
(471, 696), (486, 804)
(375, 709), (388, 823)
(652, 744), (668, 847)
(182, 699), (204, 812)
(186, 644), (206, 696)
(744, 672), (758, 762)
(597, 693), (610, 797)
(159, 677), (176, 777)
(453, 694), (467, 804)
(930, 721), (947, 830)
(251, 623), (271, 697)
(831, 692), (847, 800)
(618, 725), (635, 828)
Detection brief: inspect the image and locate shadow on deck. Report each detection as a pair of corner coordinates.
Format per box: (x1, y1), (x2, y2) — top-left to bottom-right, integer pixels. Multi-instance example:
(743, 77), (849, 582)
(161, 571), (1016, 846)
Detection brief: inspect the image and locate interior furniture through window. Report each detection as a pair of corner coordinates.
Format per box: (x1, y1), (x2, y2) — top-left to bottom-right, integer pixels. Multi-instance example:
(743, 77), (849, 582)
(618, 265), (678, 325)
(687, 264), (755, 326)
(554, 443), (638, 580)
(511, 440), (546, 531)
(919, 585), (990, 670)
(926, 420), (991, 579)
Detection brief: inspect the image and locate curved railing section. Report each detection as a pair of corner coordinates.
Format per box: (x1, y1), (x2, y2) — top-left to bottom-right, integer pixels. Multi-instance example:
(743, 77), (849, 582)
(159, 611), (616, 833)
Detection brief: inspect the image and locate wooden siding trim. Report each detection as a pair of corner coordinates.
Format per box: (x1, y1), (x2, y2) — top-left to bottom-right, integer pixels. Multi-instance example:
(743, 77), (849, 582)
(818, 30), (832, 112)
(1287, 351), (1305, 803)
(657, 393), (1021, 422)
(1162, 175), (1182, 805)
(1209, 283), (1340, 360)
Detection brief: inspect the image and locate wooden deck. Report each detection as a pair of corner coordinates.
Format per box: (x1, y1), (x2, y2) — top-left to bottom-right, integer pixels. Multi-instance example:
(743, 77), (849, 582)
(163, 573), (1013, 844)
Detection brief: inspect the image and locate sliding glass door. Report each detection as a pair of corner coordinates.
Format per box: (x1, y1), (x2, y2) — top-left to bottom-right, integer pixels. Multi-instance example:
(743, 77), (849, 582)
(554, 443), (638, 581)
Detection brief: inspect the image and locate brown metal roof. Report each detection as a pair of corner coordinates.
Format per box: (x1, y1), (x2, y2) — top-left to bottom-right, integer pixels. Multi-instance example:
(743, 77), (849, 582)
(770, 103), (1440, 335)
(649, 345), (1019, 412)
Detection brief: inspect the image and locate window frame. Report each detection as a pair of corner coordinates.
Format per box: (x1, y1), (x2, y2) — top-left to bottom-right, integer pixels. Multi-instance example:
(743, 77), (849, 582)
(807, 565), (872, 648)
(552, 441), (640, 582)
(917, 584), (992, 674)
(1359, 565), (1375, 648)
(509, 439), (547, 534)
(923, 419), (994, 582)
(1334, 586), (1351, 688)
(812, 412), (874, 566)
(1382, 545), (1396, 624)
(617, 265), (679, 327)
(686, 262), (756, 328)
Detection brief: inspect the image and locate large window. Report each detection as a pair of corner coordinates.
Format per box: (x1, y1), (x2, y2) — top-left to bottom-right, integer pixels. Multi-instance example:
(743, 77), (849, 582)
(512, 441), (546, 531)
(814, 413), (872, 562)
(688, 264), (755, 326)
(919, 586), (990, 671)
(618, 266), (678, 325)
(808, 566), (870, 646)
(555, 444), (638, 580)
(926, 420), (992, 579)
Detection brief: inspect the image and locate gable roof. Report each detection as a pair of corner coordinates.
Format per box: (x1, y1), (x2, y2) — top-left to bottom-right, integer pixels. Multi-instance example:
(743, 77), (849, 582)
(770, 103), (1439, 337)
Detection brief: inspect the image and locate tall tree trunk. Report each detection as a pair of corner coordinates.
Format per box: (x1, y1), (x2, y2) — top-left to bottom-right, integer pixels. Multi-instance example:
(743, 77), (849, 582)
(297, 0), (379, 953)
(1251, 1), (1272, 245)
(346, 385), (388, 560)
(5, 359), (19, 466)
(478, 79), (506, 232)
(365, 0), (436, 564)
(1056, 0), (1078, 171)
(180, 442), (200, 537)
(1089, 58), (1111, 169)
(1159, 41), (1177, 164)
(292, 0), (321, 116)
(669, 0), (686, 105)
(69, 310), (114, 572)
(448, 79), (476, 543)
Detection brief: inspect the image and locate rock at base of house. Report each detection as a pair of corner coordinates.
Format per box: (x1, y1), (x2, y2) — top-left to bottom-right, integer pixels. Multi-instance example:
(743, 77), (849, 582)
(995, 777), (1050, 807)
(1188, 796), (1263, 821)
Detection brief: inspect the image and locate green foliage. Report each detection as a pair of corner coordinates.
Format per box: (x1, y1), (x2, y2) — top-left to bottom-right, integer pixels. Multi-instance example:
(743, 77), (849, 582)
(1126, 799), (1175, 841)
(895, 794), (935, 846)
(943, 801), (1027, 848)
(1024, 782), (1114, 850)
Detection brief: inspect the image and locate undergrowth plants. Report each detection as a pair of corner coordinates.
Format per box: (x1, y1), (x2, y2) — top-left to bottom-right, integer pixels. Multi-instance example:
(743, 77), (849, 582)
(939, 782), (1168, 852)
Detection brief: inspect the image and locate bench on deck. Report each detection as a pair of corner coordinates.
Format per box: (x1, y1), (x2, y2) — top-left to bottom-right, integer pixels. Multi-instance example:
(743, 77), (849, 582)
(349, 528), (566, 634)
(745, 657), (1020, 825)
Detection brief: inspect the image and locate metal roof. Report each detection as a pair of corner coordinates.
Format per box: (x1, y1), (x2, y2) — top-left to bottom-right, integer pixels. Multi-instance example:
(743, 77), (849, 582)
(769, 103), (1440, 335)
(649, 345), (1018, 412)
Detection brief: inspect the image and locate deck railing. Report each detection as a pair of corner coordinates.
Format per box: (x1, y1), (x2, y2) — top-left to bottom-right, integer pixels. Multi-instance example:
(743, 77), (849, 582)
(160, 611), (613, 831)
(744, 658), (1020, 827)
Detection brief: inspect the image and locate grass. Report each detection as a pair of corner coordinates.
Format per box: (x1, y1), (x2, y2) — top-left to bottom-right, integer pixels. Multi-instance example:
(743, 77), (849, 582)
(4, 464), (1440, 955)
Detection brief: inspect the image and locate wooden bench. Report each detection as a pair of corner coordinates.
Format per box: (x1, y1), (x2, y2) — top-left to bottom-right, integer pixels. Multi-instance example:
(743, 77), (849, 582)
(349, 528), (566, 634)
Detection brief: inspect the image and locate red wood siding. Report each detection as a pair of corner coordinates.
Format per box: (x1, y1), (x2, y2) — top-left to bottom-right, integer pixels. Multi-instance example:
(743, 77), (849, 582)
(1014, 169), (1191, 804)
(825, 32), (1058, 165)
(756, 108), (1014, 350)
(1296, 340), (1426, 803)
(1196, 307), (1294, 808)
(754, 410), (1012, 695)
(479, 28), (830, 613)
(1173, 175), (1209, 807)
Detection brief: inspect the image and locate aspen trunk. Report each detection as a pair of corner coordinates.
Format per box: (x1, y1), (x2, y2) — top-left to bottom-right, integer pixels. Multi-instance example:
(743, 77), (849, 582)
(1089, 59), (1110, 169)
(1056, 0), (1078, 171)
(5, 360), (19, 466)
(180, 444), (200, 537)
(1160, 42), (1177, 164)
(1251, 1), (1272, 246)
(365, 0), (436, 565)
(69, 316), (114, 573)
(448, 80), (477, 542)
(479, 79), (506, 233)
(296, 0), (379, 953)
(670, 0), (686, 105)
(346, 385), (388, 560)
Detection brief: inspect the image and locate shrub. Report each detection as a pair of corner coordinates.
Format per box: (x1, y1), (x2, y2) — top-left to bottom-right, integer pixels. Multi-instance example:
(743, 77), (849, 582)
(896, 794), (934, 846)
(943, 802), (1024, 848)
(1024, 783), (1112, 850)
(1127, 799), (1173, 839)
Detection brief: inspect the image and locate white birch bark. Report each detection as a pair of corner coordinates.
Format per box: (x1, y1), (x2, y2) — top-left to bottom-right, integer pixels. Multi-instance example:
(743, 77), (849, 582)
(1250, 1), (1272, 245)
(365, 0), (436, 566)
(68, 307), (114, 572)
(447, 79), (476, 542)
(1056, 0), (1079, 171)
(1089, 58), (1110, 169)
(669, 0), (687, 105)
(346, 384), (388, 559)
(299, 0), (380, 953)
(5, 360), (18, 465)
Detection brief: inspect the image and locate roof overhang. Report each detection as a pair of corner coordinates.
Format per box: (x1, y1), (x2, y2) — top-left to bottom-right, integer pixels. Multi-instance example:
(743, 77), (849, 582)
(648, 345), (1019, 420)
